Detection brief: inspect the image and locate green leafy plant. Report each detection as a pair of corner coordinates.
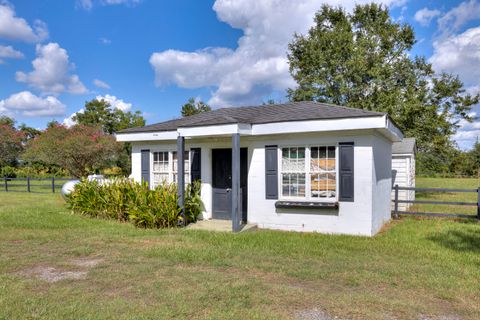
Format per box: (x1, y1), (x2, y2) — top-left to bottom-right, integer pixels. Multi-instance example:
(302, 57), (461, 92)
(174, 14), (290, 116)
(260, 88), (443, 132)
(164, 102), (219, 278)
(67, 178), (202, 229)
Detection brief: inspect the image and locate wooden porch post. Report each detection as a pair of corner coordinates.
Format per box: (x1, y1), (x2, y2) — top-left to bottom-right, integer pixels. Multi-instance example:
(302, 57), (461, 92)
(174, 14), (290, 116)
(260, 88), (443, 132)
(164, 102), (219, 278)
(177, 135), (186, 226)
(232, 133), (241, 232)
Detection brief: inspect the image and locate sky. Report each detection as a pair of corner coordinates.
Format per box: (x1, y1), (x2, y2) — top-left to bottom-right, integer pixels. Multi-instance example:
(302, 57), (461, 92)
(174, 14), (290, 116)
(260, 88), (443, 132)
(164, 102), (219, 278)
(0, 0), (479, 149)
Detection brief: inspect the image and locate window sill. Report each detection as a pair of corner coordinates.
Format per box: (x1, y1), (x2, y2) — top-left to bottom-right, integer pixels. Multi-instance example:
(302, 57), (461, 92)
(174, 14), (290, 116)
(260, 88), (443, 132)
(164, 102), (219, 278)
(275, 200), (338, 210)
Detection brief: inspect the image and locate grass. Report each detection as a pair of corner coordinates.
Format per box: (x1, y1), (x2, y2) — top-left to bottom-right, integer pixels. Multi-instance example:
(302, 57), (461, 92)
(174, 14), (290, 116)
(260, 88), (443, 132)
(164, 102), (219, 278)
(411, 177), (480, 216)
(0, 179), (479, 319)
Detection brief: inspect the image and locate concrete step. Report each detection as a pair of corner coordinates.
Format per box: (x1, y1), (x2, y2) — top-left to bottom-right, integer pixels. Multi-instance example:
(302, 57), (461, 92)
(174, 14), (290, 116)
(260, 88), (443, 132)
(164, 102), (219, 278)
(186, 219), (257, 232)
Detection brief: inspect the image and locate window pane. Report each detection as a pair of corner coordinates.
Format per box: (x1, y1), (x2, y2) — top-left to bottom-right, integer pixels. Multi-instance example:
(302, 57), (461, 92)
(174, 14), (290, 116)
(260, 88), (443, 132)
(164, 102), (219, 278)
(172, 151), (190, 173)
(282, 147), (305, 172)
(310, 146), (336, 198)
(282, 173), (305, 197)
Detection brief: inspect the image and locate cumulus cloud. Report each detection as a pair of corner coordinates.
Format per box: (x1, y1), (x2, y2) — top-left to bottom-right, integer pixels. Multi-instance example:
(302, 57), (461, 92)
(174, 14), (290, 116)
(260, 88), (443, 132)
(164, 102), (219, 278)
(0, 91), (65, 117)
(429, 27), (480, 86)
(93, 79), (111, 89)
(149, 0), (405, 107)
(63, 94), (133, 127)
(437, 0), (480, 35)
(96, 94), (132, 111)
(414, 8), (441, 26)
(0, 45), (24, 63)
(15, 42), (87, 95)
(0, 3), (48, 42)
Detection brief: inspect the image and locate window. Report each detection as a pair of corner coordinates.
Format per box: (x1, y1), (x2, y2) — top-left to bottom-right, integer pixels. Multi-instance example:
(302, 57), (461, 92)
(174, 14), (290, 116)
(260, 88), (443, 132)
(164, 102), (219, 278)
(281, 147), (306, 197)
(280, 146), (337, 200)
(172, 151), (190, 184)
(310, 146), (336, 199)
(153, 151), (169, 187)
(151, 150), (190, 188)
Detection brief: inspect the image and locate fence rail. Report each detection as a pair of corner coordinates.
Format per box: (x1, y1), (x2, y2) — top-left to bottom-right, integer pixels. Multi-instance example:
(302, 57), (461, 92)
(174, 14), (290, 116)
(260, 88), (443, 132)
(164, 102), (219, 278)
(392, 184), (480, 220)
(0, 177), (74, 193)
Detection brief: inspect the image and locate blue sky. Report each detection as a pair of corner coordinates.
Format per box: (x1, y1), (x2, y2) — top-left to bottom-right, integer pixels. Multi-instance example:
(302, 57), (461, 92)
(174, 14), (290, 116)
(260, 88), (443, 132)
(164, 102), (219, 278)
(0, 0), (479, 149)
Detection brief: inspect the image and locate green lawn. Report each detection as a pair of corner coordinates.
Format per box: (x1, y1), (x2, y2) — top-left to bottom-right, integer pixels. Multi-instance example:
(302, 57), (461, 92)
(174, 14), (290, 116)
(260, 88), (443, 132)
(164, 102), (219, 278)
(412, 177), (480, 216)
(1, 179), (480, 319)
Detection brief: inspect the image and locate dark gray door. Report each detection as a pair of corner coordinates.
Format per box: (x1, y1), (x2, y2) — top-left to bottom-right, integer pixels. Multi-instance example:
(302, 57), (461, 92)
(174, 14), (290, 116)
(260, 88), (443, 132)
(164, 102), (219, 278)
(212, 148), (247, 220)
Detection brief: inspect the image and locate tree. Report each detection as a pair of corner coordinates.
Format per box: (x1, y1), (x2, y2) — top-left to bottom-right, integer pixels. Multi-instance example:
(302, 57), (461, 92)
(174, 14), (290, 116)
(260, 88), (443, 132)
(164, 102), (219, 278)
(18, 123), (41, 141)
(73, 98), (146, 175)
(181, 98), (211, 117)
(23, 124), (121, 178)
(287, 4), (479, 173)
(0, 116), (15, 128)
(0, 123), (24, 167)
(73, 99), (145, 134)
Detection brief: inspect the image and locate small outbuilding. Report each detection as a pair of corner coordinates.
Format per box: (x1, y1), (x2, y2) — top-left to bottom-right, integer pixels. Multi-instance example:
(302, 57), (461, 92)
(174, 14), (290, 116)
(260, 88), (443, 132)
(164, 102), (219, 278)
(391, 138), (416, 211)
(116, 101), (403, 236)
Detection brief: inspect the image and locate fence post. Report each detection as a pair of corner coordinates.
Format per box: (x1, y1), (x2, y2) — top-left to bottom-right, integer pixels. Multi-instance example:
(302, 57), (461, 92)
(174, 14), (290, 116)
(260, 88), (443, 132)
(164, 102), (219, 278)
(52, 177), (55, 193)
(27, 177), (31, 192)
(3, 177), (7, 192)
(394, 184), (399, 219)
(477, 188), (480, 220)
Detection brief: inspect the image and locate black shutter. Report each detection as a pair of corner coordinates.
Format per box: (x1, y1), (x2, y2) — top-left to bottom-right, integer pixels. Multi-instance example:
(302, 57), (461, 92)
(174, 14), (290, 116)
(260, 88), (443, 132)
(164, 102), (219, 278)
(265, 145), (278, 199)
(339, 142), (354, 202)
(141, 149), (150, 185)
(190, 148), (201, 182)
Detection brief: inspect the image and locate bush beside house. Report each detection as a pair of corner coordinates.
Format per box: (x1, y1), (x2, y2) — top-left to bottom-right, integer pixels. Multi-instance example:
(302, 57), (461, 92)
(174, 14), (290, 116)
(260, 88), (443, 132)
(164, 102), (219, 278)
(67, 179), (202, 228)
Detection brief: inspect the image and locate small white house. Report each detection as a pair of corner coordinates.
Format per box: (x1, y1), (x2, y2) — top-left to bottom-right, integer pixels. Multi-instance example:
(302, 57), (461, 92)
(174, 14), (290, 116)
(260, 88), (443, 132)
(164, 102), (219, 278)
(391, 138), (416, 211)
(116, 101), (403, 236)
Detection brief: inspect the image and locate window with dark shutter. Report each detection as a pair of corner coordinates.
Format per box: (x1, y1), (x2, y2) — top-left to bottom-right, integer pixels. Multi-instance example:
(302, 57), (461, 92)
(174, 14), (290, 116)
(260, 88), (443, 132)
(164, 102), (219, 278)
(339, 142), (354, 202)
(190, 148), (201, 182)
(265, 145), (278, 199)
(141, 149), (150, 185)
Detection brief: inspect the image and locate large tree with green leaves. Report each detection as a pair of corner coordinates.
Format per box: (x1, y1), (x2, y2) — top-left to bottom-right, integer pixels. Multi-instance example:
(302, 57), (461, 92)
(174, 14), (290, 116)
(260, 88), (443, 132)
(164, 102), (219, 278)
(23, 124), (121, 178)
(181, 98), (211, 117)
(0, 120), (24, 168)
(73, 98), (146, 175)
(73, 99), (145, 134)
(287, 3), (479, 174)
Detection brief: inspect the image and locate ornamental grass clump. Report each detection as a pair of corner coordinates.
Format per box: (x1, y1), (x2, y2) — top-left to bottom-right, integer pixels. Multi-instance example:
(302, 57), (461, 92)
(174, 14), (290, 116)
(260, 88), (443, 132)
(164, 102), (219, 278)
(67, 178), (202, 229)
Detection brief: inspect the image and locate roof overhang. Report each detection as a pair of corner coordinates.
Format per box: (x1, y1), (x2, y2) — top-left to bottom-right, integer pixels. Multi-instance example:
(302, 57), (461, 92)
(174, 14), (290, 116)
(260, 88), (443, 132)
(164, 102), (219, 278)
(115, 115), (403, 142)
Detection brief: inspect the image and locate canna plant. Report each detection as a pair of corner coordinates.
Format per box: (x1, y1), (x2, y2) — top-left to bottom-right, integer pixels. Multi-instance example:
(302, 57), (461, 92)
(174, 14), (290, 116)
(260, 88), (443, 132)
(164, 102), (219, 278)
(67, 178), (202, 229)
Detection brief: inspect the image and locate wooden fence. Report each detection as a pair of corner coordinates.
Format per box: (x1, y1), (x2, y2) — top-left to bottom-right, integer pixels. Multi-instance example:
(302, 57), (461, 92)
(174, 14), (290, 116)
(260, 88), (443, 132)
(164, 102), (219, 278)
(0, 177), (73, 193)
(392, 185), (480, 219)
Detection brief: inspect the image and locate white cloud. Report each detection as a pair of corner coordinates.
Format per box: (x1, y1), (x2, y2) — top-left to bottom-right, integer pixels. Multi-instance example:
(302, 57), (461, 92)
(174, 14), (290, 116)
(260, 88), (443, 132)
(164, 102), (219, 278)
(93, 79), (111, 89)
(149, 0), (405, 107)
(77, 0), (140, 10)
(63, 94), (133, 127)
(15, 42), (87, 95)
(0, 3), (48, 42)
(414, 8), (441, 26)
(0, 91), (65, 117)
(96, 94), (131, 111)
(99, 37), (111, 45)
(429, 27), (480, 86)
(437, 0), (480, 35)
(0, 44), (23, 63)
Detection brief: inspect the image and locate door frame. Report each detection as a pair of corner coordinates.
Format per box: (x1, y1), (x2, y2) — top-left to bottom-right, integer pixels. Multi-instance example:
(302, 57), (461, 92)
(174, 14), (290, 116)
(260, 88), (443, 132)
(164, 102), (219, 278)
(211, 148), (248, 221)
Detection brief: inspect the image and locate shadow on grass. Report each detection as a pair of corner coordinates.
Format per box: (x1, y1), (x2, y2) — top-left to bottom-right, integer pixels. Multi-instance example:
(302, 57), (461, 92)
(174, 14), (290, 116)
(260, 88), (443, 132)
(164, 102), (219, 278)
(428, 228), (480, 253)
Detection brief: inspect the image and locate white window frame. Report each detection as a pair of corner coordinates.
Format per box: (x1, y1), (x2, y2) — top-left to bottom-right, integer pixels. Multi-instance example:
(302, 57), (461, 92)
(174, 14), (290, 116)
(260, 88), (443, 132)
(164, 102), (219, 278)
(278, 144), (338, 202)
(150, 149), (191, 188)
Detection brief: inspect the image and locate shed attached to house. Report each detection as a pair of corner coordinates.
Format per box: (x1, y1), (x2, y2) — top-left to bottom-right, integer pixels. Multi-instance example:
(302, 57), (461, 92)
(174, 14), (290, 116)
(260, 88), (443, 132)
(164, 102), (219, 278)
(391, 138), (416, 211)
(116, 101), (403, 236)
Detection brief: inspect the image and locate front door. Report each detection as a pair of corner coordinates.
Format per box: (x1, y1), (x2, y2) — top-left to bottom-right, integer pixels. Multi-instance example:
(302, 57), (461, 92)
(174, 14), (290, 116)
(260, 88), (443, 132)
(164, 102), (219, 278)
(212, 148), (248, 220)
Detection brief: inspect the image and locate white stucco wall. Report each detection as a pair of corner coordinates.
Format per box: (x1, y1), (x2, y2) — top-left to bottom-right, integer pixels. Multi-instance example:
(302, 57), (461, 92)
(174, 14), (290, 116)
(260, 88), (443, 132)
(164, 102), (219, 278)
(371, 134), (393, 234)
(130, 130), (393, 236)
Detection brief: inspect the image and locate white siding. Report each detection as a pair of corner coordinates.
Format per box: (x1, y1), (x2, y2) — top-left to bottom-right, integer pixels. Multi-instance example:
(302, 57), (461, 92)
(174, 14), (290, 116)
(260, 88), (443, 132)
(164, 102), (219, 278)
(391, 154), (415, 211)
(131, 130), (394, 236)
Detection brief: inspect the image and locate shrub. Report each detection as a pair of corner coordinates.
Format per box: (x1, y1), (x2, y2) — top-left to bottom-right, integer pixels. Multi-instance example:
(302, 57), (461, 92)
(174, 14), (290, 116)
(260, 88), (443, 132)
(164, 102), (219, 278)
(67, 178), (202, 229)
(1, 166), (16, 178)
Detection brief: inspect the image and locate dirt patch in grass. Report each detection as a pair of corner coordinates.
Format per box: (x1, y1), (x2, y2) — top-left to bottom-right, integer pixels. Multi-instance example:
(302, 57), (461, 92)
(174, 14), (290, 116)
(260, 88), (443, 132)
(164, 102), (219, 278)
(295, 308), (334, 320)
(18, 266), (87, 283)
(16, 256), (104, 283)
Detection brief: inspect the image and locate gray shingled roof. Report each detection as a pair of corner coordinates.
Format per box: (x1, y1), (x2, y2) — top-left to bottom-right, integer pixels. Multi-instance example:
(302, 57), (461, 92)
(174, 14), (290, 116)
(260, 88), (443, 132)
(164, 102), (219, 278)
(118, 101), (385, 134)
(392, 138), (416, 154)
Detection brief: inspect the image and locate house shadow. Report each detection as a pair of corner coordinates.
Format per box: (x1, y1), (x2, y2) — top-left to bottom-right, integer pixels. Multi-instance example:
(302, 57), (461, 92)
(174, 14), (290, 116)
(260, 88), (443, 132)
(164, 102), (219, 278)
(427, 228), (480, 253)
